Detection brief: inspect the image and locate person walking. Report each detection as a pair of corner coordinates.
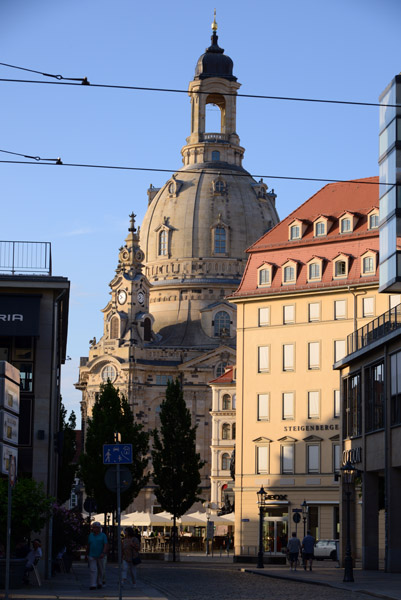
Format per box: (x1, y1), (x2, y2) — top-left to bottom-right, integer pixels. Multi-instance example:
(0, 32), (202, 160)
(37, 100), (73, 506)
(301, 530), (315, 571)
(121, 527), (140, 588)
(287, 532), (301, 571)
(86, 521), (108, 590)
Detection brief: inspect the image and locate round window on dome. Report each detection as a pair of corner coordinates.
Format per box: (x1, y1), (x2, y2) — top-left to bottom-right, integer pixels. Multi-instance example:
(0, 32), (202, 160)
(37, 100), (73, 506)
(102, 365), (117, 383)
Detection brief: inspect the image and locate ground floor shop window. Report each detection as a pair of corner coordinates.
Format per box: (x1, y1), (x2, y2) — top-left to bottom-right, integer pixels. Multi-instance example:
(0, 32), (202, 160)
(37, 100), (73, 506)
(308, 505), (319, 540)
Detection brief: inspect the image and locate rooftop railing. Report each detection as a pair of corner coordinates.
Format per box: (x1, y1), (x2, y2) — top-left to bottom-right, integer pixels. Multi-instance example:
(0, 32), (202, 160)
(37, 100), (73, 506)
(0, 241), (52, 276)
(347, 303), (401, 355)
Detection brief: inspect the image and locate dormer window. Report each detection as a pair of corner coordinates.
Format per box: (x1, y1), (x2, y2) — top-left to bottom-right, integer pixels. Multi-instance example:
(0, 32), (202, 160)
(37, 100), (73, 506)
(333, 254), (350, 279)
(214, 310), (230, 337)
(341, 218), (351, 233)
(361, 250), (377, 276)
(315, 222), (325, 236)
(257, 262), (273, 288)
(284, 265), (295, 283)
(167, 174), (182, 198)
(290, 225), (300, 240)
(363, 257), (374, 273)
(368, 209), (379, 229)
(335, 261), (346, 276)
(309, 262), (320, 280)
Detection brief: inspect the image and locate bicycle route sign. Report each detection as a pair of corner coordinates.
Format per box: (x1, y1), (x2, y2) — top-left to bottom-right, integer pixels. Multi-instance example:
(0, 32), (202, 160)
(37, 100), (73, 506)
(103, 443), (133, 464)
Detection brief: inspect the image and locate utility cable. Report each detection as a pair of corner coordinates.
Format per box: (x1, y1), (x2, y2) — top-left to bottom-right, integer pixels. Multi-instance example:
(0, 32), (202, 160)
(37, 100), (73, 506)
(0, 63), (399, 108)
(0, 157), (392, 187)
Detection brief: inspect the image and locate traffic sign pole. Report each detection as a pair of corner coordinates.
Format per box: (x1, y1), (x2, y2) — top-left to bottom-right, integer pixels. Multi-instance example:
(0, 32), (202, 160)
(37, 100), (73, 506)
(117, 463), (122, 600)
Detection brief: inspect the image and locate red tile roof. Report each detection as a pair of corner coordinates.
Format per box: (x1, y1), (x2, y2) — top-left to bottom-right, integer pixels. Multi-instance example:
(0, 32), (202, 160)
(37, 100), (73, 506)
(232, 177), (379, 298)
(209, 365), (235, 385)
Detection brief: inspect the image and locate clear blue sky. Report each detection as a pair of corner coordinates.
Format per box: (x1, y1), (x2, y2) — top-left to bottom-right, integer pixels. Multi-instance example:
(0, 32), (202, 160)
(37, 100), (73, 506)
(1, 0), (400, 418)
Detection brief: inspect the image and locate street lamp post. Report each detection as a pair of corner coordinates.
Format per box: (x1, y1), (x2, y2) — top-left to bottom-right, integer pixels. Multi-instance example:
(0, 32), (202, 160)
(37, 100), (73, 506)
(301, 500), (308, 538)
(205, 505), (211, 556)
(341, 459), (356, 583)
(257, 486), (267, 569)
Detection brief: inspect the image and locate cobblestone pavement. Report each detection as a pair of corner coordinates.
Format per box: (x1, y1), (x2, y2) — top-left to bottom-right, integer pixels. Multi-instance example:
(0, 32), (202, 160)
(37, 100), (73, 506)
(139, 563), (372, 600)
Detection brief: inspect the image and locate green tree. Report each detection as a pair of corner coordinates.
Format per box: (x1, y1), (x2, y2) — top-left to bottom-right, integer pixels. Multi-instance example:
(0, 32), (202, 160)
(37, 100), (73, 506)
(151, 378), (205, 560)
(79, 381), (149, 515)
(57, 401), (78, 504)
(0, 478), (53, 547)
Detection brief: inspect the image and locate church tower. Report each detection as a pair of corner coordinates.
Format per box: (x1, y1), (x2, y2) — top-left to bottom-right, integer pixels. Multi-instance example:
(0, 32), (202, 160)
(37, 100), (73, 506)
(77, 18), (280, 513)
(140, 17), (279, 349)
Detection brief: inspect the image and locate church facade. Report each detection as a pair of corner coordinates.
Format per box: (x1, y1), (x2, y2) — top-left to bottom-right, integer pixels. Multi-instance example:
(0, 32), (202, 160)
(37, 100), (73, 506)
(75, 21), (279, 513)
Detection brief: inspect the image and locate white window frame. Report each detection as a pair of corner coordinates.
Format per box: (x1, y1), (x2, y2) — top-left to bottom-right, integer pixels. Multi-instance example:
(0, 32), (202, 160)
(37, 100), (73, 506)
(308, 391), (320, 419)
(283, 304), (295, 324)
(259, 268), (270, 286)
(283, 392), (294, 420)
(334, 339), (346, 362)
(281, 444), (294, 474)
(333, 444), (341, 473)
(307, 444), (320, 473)
(334, 390), (340, 418)
(257, 393), (269, 421)
(258, 307), (270, 326)
(369, 213), (379, 229)
(363, 297), (375, 317)
(257, 445), (269, 474)
(308, 341), (320, 370)
(363, 256), (374, 274)
(340, 218), (351, 233)
(283, 344), (295, 371)
(308, 302), (320, 322)
(334, 260), (347, 278)
(284, 265), (295, 283)
(290, 225), (300, 240)
(334, 299), (347, 320)
(258, 346), (270, 373)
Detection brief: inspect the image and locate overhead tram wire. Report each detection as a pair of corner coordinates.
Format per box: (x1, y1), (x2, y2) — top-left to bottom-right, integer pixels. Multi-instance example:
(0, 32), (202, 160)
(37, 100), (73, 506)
(0, 156), (391, 187)
(0, 63), (400, 108)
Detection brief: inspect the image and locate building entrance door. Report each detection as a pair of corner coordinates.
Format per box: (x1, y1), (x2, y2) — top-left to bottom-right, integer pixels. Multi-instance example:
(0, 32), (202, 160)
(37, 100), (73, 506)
(263, 516), (288, 554)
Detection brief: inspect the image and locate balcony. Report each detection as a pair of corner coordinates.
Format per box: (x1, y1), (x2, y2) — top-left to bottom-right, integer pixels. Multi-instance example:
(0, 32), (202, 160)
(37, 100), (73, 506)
(347, 303), (401, 355)
(200, 133), (230, 142)
(0, 241), (52, 276)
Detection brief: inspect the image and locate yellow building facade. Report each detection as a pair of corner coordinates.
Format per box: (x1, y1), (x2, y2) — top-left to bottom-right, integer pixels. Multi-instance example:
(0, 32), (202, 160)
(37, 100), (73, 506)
(230, 178), (389, 559)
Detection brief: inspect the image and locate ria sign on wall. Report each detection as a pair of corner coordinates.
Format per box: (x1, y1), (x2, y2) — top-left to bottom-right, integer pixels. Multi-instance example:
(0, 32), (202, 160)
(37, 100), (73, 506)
(0, 295), (41, 335)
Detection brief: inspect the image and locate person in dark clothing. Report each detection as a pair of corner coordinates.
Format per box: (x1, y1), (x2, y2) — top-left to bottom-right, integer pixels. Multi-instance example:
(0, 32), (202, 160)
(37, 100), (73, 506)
(301, 530), (315, 571)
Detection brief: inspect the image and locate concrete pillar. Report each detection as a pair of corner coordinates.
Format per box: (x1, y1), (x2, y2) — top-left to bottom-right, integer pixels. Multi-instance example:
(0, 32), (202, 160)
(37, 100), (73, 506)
(387, 467), (401, 572)
(362, 471), (379, 569)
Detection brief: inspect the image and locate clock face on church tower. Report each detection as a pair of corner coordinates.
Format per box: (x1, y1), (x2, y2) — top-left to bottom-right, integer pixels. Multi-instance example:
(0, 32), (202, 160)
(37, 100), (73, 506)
(117, 290), (127, 304)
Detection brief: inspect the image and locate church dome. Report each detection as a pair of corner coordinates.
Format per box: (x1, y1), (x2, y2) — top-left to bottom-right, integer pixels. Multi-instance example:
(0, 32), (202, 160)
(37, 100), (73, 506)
(195, 32), (236, 82)
(139, 26), (280, 344)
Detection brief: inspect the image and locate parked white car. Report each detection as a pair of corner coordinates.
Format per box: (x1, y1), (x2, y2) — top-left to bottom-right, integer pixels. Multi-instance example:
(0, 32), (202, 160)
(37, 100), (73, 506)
(314, 539), (338, 560)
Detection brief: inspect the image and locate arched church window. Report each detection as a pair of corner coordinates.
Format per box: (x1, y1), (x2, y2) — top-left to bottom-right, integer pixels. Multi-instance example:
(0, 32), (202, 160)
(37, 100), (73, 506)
(222, 453), (230, 470)
(222, 394), (231, 410)
(159, 230), (167, 256)
(102, 365), (117, 383)
(215, 180), (225, 193)
(214, 311), (230, 337)
(110, 316), (119, 339)
(214, 227), (226, 254)
(222, 423), (230, 440)
(212, 150), (220, 161)
(144, 318), (151, 342)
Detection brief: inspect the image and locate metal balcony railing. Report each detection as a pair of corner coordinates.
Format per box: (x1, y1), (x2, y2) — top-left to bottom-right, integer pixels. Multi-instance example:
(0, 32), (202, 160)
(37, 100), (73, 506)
(347, 303), (401, 355)
(0, 241), (52, 275)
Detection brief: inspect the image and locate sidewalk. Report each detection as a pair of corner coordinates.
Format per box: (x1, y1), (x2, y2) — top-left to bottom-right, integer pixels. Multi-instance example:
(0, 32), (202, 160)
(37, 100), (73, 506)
(3, 562), (168, 600)
(4, 557), (401, 600)
(243, 562), (401, 600)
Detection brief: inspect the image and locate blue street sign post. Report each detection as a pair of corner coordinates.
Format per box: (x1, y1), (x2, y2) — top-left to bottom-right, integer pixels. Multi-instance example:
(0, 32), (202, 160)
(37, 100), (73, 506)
(103, 444), (133, 464)
(103, 442), (132, 600)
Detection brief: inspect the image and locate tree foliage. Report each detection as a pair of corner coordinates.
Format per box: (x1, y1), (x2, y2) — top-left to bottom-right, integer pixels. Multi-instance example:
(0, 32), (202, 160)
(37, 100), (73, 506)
(0, 478), (53, 546)
(79, 381), (149, 514)
(57, 401), (78, 504)
(151, 379), (205, 518)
